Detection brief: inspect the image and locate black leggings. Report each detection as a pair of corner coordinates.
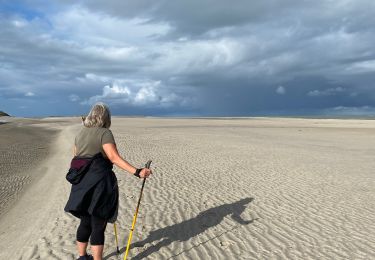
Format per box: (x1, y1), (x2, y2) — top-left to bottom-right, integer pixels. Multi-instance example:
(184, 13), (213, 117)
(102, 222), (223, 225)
(76, 215), (107, 245)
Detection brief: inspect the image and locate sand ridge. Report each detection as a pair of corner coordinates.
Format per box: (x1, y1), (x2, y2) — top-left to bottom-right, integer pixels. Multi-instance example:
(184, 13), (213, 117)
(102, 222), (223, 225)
(0, 119), (59, 217)
(0, 117), (374, 259)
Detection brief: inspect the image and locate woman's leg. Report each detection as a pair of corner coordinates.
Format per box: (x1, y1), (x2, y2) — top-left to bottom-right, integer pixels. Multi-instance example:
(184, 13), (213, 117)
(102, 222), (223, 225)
(91, 245), (103, 260)
(77, 241), (89, 257)
(90, 216), (107, 260)
(76, 215), (92, 256)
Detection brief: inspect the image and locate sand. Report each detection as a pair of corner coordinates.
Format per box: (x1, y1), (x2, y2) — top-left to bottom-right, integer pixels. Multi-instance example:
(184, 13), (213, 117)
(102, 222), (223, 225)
(0, 118), (59, 217)
(0, 117), (374, 259)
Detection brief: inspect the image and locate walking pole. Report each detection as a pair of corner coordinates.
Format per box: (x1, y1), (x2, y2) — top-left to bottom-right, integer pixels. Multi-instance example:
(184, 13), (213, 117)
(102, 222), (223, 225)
(124, 160), (152, 260)
(114, 223), (120, 254)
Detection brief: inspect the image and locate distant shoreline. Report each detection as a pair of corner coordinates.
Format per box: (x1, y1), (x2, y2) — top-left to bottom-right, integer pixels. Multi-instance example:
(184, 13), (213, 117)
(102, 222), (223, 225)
(5, 115), (375, 121)
(2, 114), (375, 124)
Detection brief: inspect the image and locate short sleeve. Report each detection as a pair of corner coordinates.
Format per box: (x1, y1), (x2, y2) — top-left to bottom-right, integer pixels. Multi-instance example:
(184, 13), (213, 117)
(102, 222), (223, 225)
(101, 129), (115, 145)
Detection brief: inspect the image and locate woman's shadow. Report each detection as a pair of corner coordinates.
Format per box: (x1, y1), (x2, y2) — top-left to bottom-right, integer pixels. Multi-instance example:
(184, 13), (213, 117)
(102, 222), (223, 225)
(105, 197), (255, 259)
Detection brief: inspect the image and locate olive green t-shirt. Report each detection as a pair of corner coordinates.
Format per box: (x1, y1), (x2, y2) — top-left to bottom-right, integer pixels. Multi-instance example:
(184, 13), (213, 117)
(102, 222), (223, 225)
(75, 127), (115, 157)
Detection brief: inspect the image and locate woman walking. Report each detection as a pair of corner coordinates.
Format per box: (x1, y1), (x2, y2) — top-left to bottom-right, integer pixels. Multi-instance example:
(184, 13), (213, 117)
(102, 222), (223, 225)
(64, 103), (152, 260)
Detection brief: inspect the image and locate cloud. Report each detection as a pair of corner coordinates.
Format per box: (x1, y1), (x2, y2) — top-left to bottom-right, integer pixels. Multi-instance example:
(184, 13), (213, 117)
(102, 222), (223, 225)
(276, 86), (286, 95)
(60, 0), (375, 41)
(323, 106), (375, 116)
(82, 84), (131, 105)
(307, 87), (344, 97)
(11, 19), (28, 28)
(69, 94), (80, 102)
(2, 1), (375, 116)
(49, 7), (171, 47)
(82, 80), (193, 109)
(25, 92), (35, 97)
(346, 60), (375, 73)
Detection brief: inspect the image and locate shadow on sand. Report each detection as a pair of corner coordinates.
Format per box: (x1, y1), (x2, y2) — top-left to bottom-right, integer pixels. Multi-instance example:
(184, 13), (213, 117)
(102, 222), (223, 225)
(104, 197), (255, 259)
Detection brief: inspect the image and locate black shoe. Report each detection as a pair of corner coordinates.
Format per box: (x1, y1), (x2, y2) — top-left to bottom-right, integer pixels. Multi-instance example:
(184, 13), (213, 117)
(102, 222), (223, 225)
(77, 254), (93, 260)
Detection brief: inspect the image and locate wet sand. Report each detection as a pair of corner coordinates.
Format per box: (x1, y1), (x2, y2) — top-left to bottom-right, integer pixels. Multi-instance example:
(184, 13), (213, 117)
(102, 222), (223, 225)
(0, 117), (374, 259)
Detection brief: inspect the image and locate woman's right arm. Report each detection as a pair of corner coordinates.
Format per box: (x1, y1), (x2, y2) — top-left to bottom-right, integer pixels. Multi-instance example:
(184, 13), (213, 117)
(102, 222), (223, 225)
(103, 143), (151, 178)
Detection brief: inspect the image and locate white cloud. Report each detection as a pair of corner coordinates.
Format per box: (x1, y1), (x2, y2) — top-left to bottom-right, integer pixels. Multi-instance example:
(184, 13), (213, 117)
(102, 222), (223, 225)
(25, 92), (35, 97)
(276, 86), (286, 95)
(103, 84), (131, 98)
(81, 80), (191, 108)
(84, 84), (131, 104)
(80, 46), (138, 61)
(307, 90), (322, 97)
(69, 94), (80, 102)
(346, 60), (375, 73)
(324, 106), (375, 116)
(307, 87), (344, 97)
(134, 86), (157, 104)
(76, 73), (111, 83)
(12, 19), (28, 28)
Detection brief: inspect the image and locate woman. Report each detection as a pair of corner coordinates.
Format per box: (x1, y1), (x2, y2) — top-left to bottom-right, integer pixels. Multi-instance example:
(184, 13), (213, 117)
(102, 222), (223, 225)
(64, 103), (152, 260)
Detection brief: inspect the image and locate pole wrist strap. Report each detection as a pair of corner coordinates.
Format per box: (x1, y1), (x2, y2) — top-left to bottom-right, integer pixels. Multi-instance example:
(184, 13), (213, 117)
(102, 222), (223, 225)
(134, 168), (142, 178)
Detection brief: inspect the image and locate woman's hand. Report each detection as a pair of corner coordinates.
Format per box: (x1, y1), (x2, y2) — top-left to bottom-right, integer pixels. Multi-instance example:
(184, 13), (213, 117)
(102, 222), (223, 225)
(140, 168), (152, 178)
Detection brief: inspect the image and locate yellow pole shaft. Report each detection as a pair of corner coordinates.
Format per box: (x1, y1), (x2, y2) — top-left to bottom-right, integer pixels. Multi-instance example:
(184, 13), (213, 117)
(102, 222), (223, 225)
(114, 223), (120, 253)
(123, 160), (151, 260)
(124, 208), (140, 260)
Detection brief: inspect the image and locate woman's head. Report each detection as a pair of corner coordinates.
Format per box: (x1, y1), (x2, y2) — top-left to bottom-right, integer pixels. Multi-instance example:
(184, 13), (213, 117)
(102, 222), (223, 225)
(83, 102), (111, 128)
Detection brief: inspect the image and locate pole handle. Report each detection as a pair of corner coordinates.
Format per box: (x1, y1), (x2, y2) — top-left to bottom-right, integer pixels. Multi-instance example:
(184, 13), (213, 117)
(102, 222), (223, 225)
(145, 160), (152, 169)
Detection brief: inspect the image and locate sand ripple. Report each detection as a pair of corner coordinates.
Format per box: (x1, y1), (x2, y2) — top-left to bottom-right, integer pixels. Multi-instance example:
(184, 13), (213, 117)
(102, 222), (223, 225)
(0, 122), (57, 217)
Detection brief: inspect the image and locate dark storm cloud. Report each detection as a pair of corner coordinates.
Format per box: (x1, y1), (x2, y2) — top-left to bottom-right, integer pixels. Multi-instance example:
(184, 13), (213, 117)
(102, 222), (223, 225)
(61, 0), (375, 37)
(1, 0), (375, 116)
(60, 0), (285, 36)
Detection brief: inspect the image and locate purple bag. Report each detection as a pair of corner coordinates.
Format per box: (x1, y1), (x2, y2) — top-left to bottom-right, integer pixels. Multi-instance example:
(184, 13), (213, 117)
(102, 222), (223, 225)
(66, 153), (102, 184)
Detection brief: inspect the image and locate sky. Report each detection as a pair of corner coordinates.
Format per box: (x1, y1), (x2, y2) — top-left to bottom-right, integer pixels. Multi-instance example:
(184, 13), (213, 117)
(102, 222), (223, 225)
(1, 0), (375, 117)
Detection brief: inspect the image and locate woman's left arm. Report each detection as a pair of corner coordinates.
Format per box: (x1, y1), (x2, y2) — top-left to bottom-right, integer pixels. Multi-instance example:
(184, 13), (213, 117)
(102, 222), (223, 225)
(103, 143), (151, 178)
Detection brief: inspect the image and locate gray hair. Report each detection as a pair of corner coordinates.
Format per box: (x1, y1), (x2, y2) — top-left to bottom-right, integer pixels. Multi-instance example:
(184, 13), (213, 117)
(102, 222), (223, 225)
(83, 102), (111, 128)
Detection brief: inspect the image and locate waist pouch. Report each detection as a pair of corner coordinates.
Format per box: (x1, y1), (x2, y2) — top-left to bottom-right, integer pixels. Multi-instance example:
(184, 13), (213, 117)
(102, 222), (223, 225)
(66, 153), (102, 184)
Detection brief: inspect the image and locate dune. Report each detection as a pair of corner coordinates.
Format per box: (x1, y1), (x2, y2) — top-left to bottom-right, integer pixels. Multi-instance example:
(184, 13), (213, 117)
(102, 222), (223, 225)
(0, 117), (374, 259)
(0, 111), (10, 117)
(0, 119), (59, 217)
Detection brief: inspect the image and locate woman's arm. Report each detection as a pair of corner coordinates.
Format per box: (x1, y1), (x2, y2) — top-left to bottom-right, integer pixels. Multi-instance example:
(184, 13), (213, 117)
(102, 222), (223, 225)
(103, 143), (137, 173)
(103, 143), (151, 178)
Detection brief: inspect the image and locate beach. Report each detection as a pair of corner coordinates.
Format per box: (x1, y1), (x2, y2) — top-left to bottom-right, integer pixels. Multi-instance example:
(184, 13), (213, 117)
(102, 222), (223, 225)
(0, 118), (59, 217)
(0, 117), (374, 259)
